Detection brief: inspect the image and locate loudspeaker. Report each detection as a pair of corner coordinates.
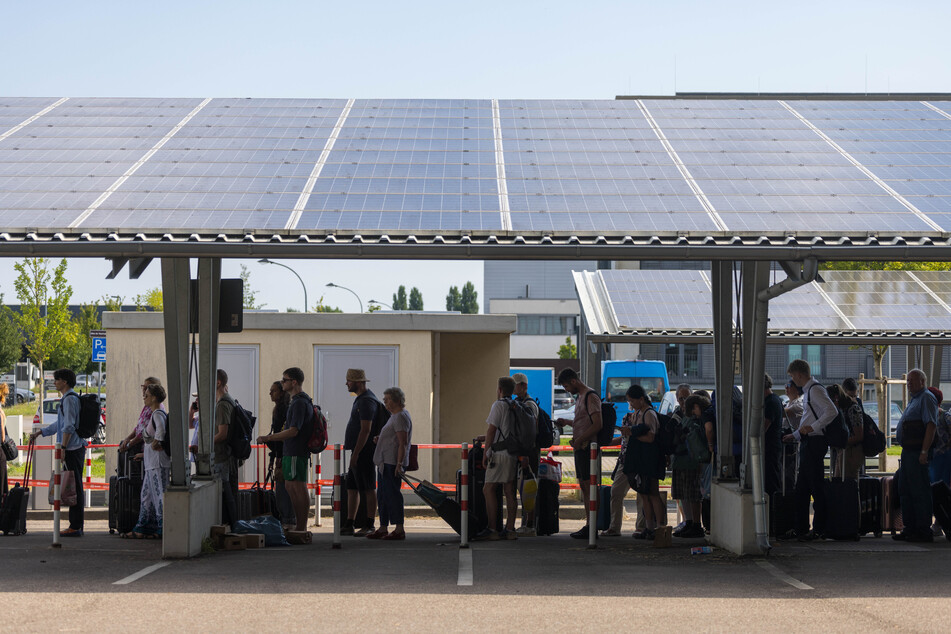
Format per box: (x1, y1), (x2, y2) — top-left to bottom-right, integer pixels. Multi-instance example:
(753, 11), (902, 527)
(189, 279), (244, 333)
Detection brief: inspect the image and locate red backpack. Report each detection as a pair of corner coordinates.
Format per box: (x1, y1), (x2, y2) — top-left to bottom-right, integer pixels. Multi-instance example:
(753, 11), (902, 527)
(307, 402), (329, 454)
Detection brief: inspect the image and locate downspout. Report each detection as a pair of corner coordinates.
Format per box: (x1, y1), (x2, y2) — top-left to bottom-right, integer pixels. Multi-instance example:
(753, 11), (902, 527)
(748, 257), (818, 554)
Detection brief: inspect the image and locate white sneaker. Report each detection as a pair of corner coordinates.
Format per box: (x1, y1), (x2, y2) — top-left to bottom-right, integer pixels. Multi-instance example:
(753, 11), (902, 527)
(515, 525), (536, 537)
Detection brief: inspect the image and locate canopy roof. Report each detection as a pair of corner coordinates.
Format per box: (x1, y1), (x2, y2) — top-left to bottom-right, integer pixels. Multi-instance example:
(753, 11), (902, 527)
(574, 268), (951, 345)
(2, 96), (951, 260)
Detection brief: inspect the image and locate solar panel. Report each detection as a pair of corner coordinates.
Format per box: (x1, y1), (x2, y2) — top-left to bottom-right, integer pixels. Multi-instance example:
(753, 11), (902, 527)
(2, 97), (951, 235)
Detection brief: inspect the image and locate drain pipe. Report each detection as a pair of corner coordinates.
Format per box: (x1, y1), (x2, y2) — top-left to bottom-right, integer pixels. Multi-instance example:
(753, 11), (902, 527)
(748, 257), (818, 554)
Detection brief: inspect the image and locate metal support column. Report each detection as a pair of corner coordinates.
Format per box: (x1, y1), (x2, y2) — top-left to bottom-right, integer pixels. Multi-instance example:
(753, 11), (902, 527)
(932, 346), (943, 389)
(195, 258), (221, 478)
(740, 262), (770, 490)
(711, 261), (735, 480)
(162, 258), (192, 488)
(581, 313), (601, 391)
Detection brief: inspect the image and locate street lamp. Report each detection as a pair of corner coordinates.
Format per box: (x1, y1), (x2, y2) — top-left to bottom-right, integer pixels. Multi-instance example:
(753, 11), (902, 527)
(258, 258), (308, 312)
(326, 282), (364, 313)
(368, 299), (392, 309)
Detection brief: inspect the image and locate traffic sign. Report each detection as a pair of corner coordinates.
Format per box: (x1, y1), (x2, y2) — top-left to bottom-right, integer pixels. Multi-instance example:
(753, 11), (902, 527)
(89, 330), (106, 337)
(91, 336), (107, 363)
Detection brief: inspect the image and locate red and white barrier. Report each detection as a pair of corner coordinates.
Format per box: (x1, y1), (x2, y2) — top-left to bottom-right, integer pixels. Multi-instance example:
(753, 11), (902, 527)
(460, 442), (469, 548)
(332, 444), (341, 549)
(52, 442), (62, 547)
(588, 442), (598, 549)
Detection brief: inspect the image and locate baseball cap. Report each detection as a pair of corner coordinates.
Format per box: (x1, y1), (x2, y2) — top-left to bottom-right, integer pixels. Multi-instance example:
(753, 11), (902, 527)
(512, 373), (529, 385)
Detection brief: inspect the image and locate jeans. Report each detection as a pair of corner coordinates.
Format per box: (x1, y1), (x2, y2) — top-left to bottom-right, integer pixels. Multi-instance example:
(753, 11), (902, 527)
(213, 460), (238, 525)
(930, 451), (951, 487)
(794, 435), (828, 535)
(899, 449), (933, 533)
(376, 464), (404, 527)
(64, 448), (85, 530)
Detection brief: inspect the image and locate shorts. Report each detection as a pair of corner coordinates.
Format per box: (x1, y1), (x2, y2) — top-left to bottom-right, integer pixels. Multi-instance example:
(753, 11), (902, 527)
(282, 456), (308, 482)
(671, 468), (701, 502)
(574, 447), (592, 484)
(345, 450), (376, 491)
(485, 451), (517, 484)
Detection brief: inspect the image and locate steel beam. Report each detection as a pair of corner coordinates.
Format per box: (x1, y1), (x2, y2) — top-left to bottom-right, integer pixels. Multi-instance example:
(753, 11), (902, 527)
(711, 260), (735, 480)
(161, 258), (192, 488)
(195, 258), (221, 478)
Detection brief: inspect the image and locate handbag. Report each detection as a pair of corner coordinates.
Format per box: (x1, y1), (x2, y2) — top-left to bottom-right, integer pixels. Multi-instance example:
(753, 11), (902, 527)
(48, 469), (78, 506)
(538, 452), (562, 482)
(807, 384), (849, 450)
(406, 444), (419, 472)
(2, 433), (17, 461)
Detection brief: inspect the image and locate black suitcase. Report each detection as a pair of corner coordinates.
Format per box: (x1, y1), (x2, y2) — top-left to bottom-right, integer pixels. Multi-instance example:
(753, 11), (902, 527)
(859, 476), (883, 537)
(932, 480), (951, 541)
(769, 452), (796, 538)
(236, 490), (254, 521)
(108, 475), (119, 533)
(335, 478), (369, 530)
(882, 474), (903, 536)
(249, 481), (279, 520)
(535, 478), (560, 536)
(1, 440), (35, 536)
(115, 476), (141, 535)
(597, 485), (611, 532)
(824, 470), (860, 541)
(118, 449), (144, 480)
(454, 441), (501, 534)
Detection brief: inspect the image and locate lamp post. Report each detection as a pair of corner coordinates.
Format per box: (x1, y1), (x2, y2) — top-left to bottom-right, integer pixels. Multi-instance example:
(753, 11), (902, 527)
(326, 282), (363, 313)
(368, 299), (392, 309)
(258, 259), (308, 312)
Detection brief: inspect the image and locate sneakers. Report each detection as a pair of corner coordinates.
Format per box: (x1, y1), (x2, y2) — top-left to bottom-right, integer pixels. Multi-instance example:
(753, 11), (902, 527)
(676, 523), (705, 539)
(353, 526), (376, 538)
(632, 530), (649, 540)
(672, 521), (693, 537)
(501, 529), (518, 541)
(797, 530), (820, 542)
(599, 529), (622, 537)
(61, 528), (83, 537)
(570, 525), (590, 540)
(340, 520), (355, 536)
(515, 526), (536, 537)
(473, 528), (500, 541)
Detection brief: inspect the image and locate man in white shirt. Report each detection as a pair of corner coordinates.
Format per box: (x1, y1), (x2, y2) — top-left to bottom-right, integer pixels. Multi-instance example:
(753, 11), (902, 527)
(781, 359), (839, 541)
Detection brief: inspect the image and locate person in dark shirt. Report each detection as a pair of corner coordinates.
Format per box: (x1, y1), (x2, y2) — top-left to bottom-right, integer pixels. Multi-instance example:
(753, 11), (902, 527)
(342, 368), (385, 537)
(763, 374), (784, 496)
(267, 380), (295, 528)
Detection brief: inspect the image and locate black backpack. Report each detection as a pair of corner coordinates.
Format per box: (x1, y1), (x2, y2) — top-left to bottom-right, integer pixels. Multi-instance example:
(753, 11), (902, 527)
(585, 392), (617, 447)
(806, 384), (849, 450)
(861, 412), (887, 457)
(157, 410), (172, 456)
(533, 398), (555, 449)
(228, 399), (256, 461)
(492, 399), (538, 455)
(654, 410), (680, 455)
(69, 392), (103, 439)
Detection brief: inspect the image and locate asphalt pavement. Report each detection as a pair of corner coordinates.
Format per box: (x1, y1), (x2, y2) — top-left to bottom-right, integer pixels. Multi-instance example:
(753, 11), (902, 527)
(1, 517), (949, 632)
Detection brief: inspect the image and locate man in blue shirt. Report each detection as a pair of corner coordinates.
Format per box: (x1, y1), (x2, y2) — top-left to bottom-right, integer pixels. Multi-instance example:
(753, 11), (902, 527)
(894, 369), (938, 543)
(29, 368), (86, 536)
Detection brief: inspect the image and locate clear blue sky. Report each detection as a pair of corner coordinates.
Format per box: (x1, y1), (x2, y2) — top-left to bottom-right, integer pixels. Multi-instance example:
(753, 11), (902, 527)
(1, 0), (949, 310)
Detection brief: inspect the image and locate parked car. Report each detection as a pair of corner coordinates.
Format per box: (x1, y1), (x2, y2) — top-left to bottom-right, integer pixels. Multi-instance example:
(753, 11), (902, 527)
(33, 395), (106, 445)
(863, 401), (903, 436)
(553, 385), (574, 411)
(658, 390), (678, 415)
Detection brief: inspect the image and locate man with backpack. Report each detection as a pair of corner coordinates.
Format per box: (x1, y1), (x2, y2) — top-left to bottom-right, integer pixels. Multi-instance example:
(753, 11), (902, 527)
(212, 369), (239, 526)
(342, 368), (385, 537)
(473, 376), (521, 541)
(257, 367), (313, 533)
(30, 368), (86, 536)
(512, 373), (544, 536)
(555, 368), (602, 540)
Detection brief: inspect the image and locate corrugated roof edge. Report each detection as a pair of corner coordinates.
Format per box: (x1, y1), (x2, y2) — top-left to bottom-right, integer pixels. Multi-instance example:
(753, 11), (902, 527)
(0, 229), (949, 260)
(617, 92), (951, 101)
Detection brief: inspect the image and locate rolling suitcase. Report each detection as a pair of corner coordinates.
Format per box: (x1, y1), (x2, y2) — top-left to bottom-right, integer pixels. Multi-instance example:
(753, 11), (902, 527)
(859, 476), (883, 537)
(108, 475), (119, 533)
(237, 490), (254, 521)
(0, 440), (34, 536)
(454, 440), (501, 534)
(535, 478), (560, 536)
(882, 474), (903, 536)
(118, 449), (144, 480)
(597, 485), (612, 532)
(115, 476), (141, 535)
(769, 454), (796, 538)
(931, 480), (951, 541)
(824, 453), (860, 540)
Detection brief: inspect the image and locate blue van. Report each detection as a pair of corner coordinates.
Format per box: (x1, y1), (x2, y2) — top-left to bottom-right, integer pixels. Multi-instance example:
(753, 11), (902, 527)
(600, 360), (670, 431)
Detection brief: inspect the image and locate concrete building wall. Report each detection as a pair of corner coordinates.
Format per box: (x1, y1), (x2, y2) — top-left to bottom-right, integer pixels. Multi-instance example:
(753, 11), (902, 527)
(103, 311), (513, 487)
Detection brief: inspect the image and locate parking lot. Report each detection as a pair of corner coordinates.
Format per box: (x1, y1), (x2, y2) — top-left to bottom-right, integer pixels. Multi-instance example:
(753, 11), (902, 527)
(2, 516), (949, 632)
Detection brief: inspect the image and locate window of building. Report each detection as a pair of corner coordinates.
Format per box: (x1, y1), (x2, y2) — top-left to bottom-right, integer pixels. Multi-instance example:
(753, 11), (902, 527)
(788, 345), (822, 376)
(515, 315), (578, 336)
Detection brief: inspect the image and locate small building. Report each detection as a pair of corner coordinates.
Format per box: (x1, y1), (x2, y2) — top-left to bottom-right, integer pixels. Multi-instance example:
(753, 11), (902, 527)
(103, 311), (515, 486)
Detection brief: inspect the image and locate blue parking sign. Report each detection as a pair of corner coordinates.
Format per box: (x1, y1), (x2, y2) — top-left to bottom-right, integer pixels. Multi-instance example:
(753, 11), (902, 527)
(91, 337), (107, 362)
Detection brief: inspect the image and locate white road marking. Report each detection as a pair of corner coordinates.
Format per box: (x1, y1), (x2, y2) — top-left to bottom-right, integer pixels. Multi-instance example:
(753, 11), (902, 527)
(113, 561), (171, 585)
(755, 560), (813, 590)
(457, 548), (473, 586)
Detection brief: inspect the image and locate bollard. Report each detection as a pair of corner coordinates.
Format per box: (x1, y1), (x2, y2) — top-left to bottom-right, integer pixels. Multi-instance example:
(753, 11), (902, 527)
(588, 442), (598, 550)
(85, 447), (92, 507)
(52, 442), (62, 547)
(315, 452), (323, 527)
(460, 442), (469, 548)
(332, 444), (341, 549)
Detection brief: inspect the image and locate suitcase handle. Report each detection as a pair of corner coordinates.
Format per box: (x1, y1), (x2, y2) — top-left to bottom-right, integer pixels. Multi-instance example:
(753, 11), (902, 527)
(21, 438), (36, 489)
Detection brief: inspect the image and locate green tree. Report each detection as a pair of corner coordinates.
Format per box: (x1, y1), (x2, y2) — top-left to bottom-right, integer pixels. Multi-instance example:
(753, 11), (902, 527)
(49, 304), (101, 374)
(134, 287), (163, 311)
(0, 298), (21, 372)
(409, 287), (423, 311)
(446, 286), (461, 311)
(392, 285), (408, 310)
(102, 295), (124, 311)
(367, 304), (382, 313)
(240, 264), (266, 310)
(459, 281), (479, 314)
(310, 296), (343, 313)
(13, 258), (76, 401)
(821, 261), (951, 272)
(558, 336), (578, 360)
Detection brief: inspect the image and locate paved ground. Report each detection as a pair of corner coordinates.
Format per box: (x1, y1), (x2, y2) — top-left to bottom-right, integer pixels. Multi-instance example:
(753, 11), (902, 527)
(2, 515), (949, 633)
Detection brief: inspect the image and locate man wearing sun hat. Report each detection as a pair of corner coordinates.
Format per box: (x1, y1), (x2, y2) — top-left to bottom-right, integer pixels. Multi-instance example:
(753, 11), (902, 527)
(343, 368), (388, 536)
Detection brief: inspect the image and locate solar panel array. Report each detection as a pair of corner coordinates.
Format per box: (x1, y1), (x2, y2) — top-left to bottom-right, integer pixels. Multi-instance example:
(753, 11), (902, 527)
(1, 97), (950, 235)
(588, 269), (951, 334)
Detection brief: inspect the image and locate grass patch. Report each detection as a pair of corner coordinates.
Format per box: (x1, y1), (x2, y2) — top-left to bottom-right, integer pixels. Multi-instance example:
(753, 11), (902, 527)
(886, 446), (902, 456)
(7, 452), (106, 478)
(3, 401), (38, 417)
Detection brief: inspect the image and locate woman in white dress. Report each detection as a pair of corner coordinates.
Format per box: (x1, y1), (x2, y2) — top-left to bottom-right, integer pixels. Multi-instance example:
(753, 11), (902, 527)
(124, 383), (170, 539)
